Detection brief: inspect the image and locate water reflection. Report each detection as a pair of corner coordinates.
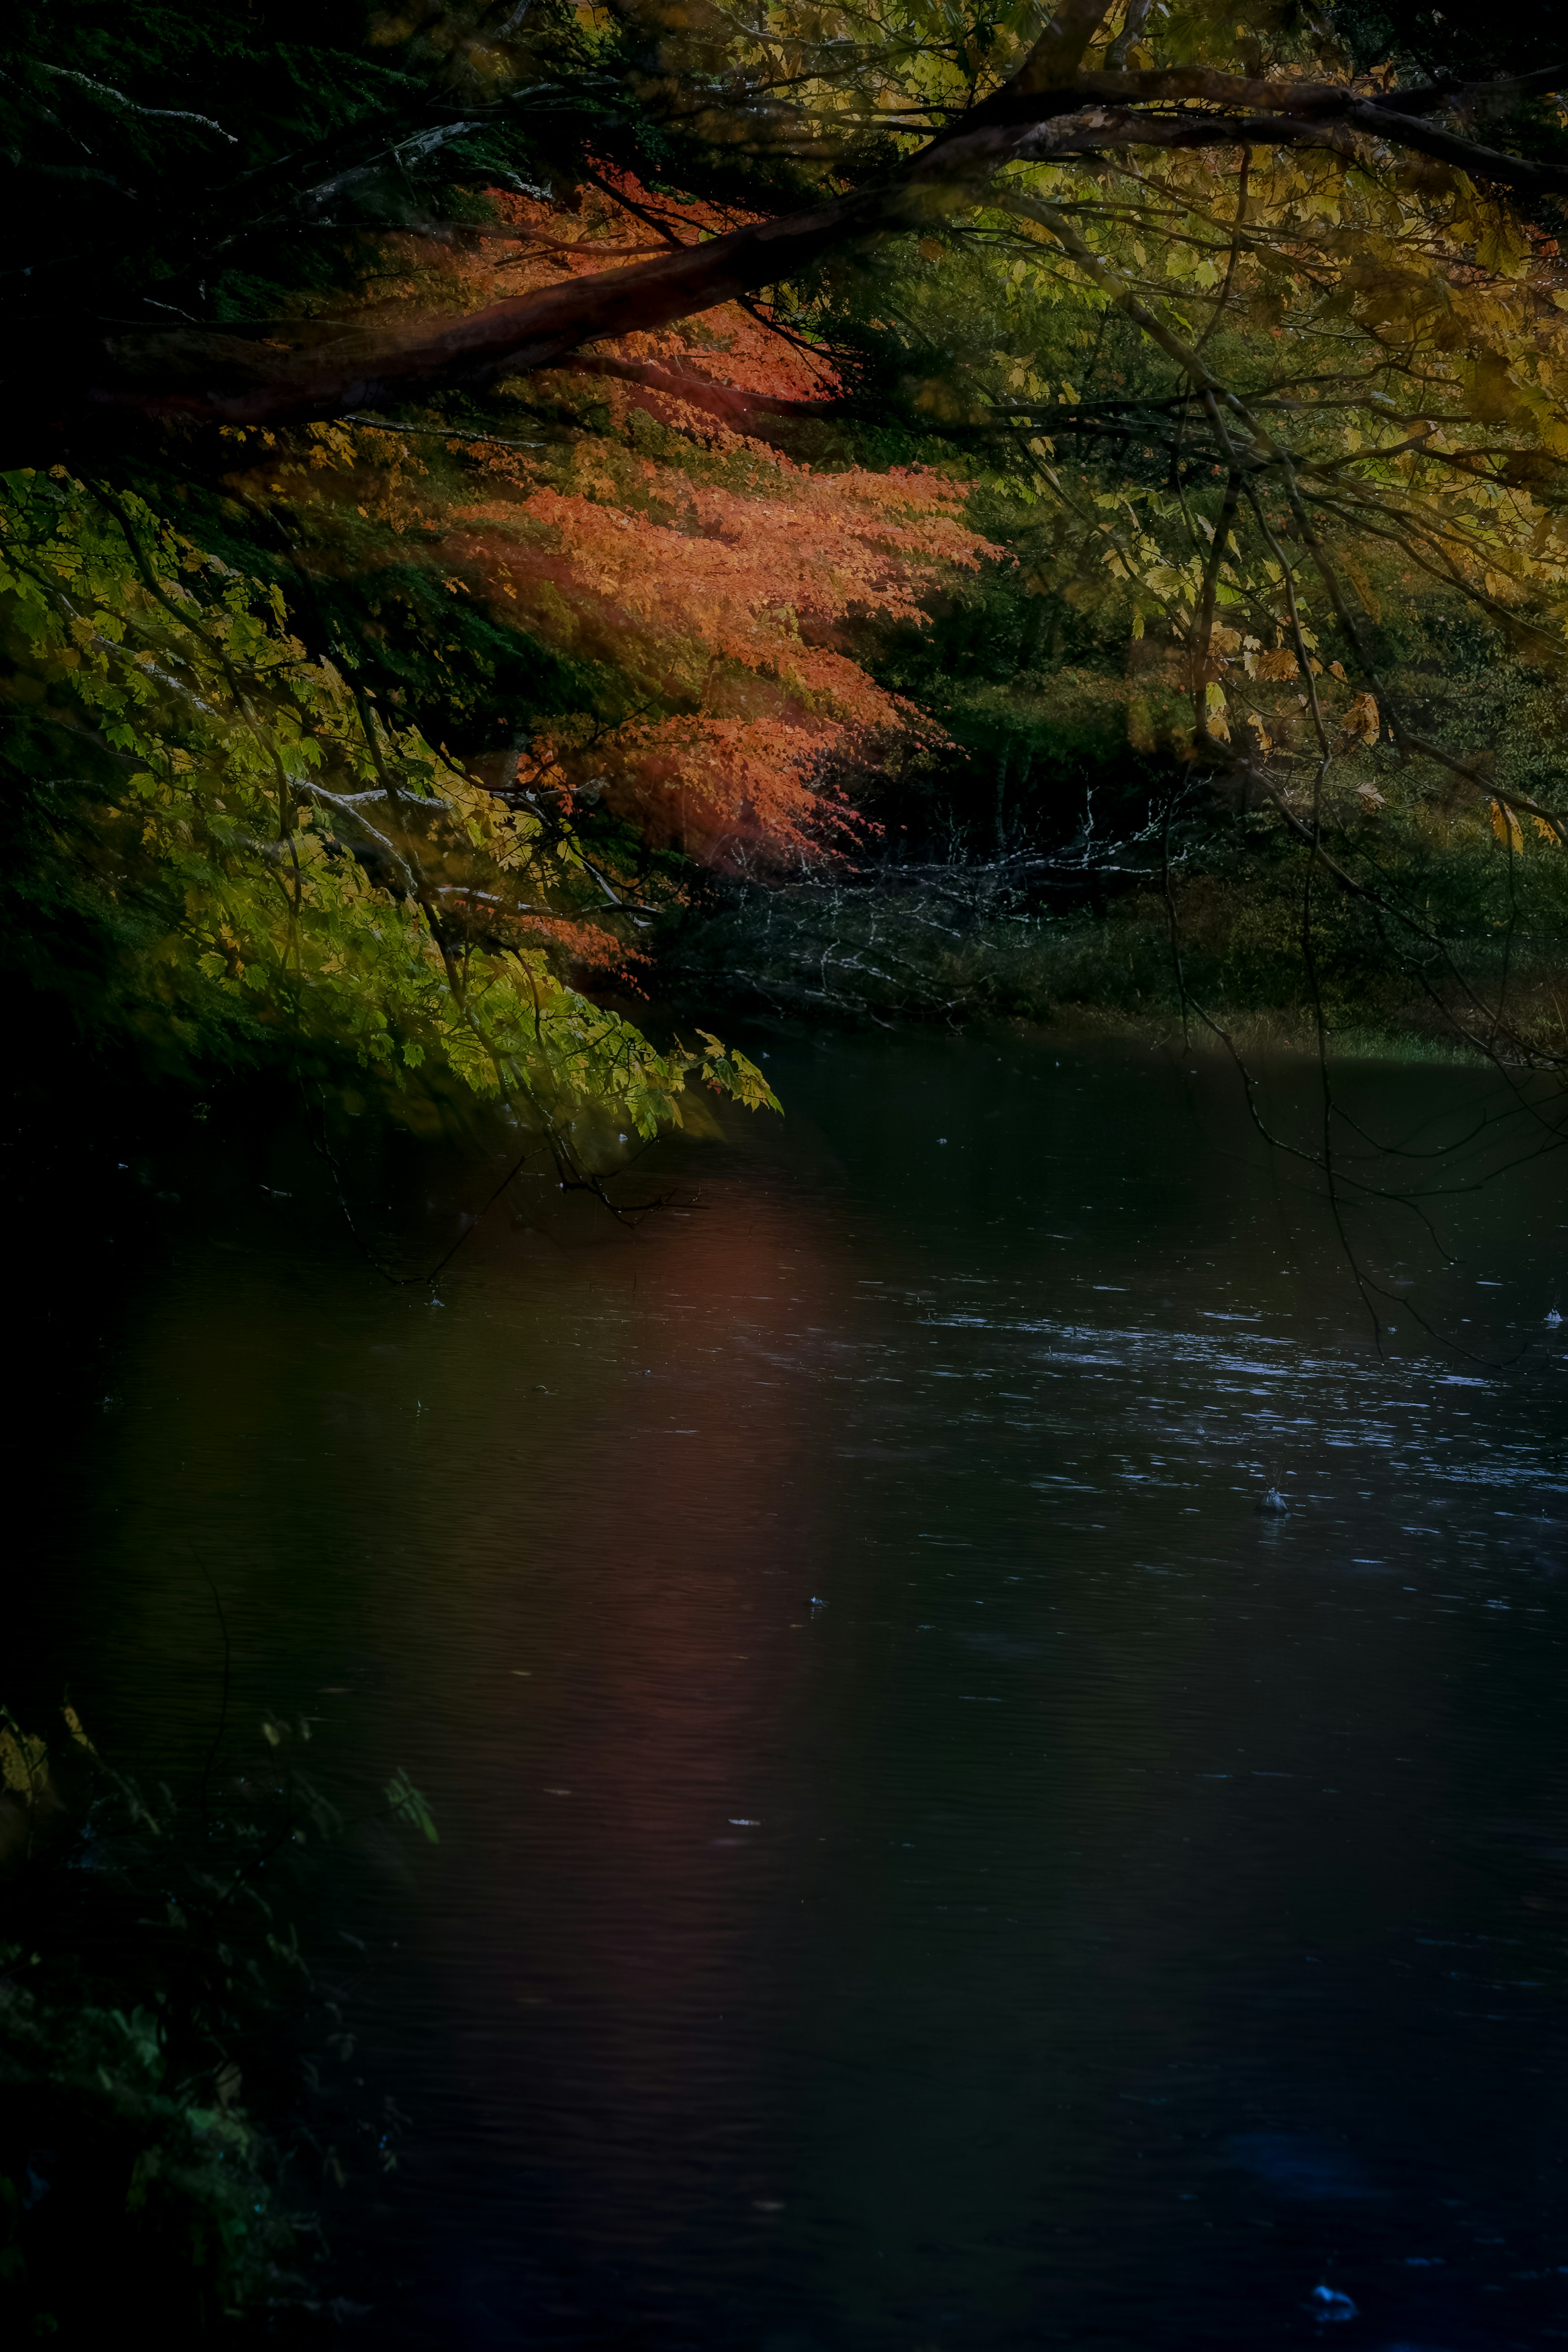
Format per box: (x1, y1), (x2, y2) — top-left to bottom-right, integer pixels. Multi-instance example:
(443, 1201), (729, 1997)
(20, 1039), (1568, 2349)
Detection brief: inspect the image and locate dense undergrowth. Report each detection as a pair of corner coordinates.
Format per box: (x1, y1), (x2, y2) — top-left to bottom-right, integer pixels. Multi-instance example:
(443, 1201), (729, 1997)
(670, 846), (1568, 1054)
(671, 551), (1568, 1056)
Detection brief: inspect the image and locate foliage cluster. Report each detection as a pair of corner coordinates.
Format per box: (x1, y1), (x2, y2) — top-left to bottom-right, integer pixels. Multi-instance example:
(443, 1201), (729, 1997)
(0, 1702), (433, 2339)
(0, 460), (784, 1146)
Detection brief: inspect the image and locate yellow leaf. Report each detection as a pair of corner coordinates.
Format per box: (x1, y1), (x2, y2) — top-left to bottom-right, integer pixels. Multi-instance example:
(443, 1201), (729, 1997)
(0, 1726), (49, 1795)
(1490, 797), (1524, 851)
(62, 1706), (98, 1757)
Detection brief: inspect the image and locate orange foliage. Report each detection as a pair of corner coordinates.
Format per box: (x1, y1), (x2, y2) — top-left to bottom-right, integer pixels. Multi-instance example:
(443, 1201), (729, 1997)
(378, 167), (996, 866)
(443, 459), (994, 859)
(451, 466), (983, 701)
(520, 713), (849, 864)
(483, 168), (841, 408)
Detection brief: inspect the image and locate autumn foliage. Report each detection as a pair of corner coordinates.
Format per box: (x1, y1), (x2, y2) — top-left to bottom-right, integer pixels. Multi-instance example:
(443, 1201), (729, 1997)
(445, 449), (989, 859)
(348, 169), (995, 864)
(6, 0), (1568, 1109)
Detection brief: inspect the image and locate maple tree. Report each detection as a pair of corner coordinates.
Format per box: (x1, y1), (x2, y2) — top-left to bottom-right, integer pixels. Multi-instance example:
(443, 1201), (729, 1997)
(4, 0), (1568, 1121)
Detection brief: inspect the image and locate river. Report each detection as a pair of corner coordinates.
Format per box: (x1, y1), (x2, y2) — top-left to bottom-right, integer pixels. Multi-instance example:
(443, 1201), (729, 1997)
(15, 1033), (1568, 2349)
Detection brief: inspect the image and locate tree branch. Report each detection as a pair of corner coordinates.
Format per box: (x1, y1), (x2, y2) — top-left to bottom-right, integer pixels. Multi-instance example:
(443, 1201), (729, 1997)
(28, 40), (1568, 439)
(551, 353), (840, 423)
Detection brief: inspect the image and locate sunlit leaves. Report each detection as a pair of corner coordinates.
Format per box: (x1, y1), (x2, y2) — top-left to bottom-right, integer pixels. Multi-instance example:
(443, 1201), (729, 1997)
(0, 466), (784, 1133)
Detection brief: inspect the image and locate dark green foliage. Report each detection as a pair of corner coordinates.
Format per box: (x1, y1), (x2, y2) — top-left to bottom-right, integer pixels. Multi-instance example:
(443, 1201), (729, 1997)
(1333, 0), (1568, 236)
(7, 2), (577, 343)
(1336, 0), (1568, 82)
(0, 1706), (434, 2339)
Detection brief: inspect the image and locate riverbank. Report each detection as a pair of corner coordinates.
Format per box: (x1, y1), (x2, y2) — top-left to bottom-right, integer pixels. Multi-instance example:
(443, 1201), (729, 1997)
(662, 848), (1568, 1067)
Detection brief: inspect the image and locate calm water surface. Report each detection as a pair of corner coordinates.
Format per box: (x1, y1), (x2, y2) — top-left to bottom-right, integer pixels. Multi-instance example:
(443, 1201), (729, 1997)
(19, 1036), (1568, 2350)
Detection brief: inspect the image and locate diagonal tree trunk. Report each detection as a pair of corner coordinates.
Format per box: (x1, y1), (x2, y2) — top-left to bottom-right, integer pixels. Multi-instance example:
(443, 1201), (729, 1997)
(30, 7), (1568, 445)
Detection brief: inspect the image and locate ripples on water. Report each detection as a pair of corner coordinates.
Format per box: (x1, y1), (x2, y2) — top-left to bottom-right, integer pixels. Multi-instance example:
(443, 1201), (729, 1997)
(19, 1038), (1568, 2349)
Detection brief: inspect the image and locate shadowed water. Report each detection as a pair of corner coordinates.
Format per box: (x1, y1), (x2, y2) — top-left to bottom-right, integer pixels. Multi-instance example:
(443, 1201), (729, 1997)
(15, 1037), (1568, 2350)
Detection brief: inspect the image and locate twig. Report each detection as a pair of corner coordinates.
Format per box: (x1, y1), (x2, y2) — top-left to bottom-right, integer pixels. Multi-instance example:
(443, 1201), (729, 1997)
(342, 414), (544, 450)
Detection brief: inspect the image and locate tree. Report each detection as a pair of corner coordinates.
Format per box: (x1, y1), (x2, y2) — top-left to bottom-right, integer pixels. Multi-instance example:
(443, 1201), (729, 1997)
(14, 2), (1568, 438)
(4, 1), (1568, 1139)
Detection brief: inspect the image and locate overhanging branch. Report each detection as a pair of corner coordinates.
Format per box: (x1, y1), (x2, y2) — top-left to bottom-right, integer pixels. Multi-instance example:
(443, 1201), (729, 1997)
(24, 25), (1568, 441)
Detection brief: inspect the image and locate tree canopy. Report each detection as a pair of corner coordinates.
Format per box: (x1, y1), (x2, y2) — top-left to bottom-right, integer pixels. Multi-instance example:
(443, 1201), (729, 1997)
(5, 0), (1567, 1148)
